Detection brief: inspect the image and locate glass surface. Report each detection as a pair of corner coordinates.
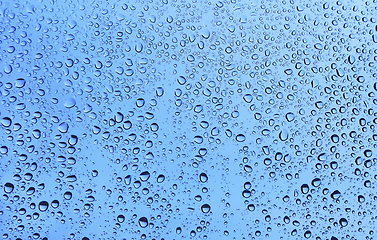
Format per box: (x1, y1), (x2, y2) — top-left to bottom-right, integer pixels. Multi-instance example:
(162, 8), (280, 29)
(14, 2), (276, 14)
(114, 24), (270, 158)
(0, 0), (375, 239)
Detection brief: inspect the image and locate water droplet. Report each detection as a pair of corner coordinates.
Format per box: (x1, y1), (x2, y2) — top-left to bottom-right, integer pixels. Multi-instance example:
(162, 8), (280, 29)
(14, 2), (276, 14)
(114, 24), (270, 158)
(64, 191), (72, 200)
(26, 187), (35, 195)
(202, 29), (210, 39)
(243, 94), (253, 103)
(58, 122), (69, 133)
(300, 184), (309, 194)
(201, 204), (211, 213)
(138, 217), (148, 228)
(140, 171), (150, 182)
(331, 190), (341, 200)
(199, 173), (208, 183)
(68, 20), (77, 29)
(1, 117), (12, 127)
(236, 134), (246, 142)
(157, 174), (165, 183)
(64, 98), (76, 108)
(134, 98), (145, 108)
(285, 112), (295, 122)
(117, 215), (125, 223)
(4, 182), (14, 193)
(247, 204), (255, 211)
(339, 218), (348, 227)
(51, 200), (59, 208)
(38, 201), (49, 212)
(15, 78), (26, 88)
(156, 87), (164, 97)
(304, 230), (312, 239)
(279, 129), (289, 141)
(311, 178), (321, 187)
(244, 165), (253, 173)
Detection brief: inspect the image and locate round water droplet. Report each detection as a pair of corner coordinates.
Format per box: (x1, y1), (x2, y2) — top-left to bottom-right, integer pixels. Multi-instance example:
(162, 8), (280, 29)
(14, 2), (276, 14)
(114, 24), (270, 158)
(117, 215), (125, 223)
(331, 190), (341, 200)
(201, 204), (211, 213)
(64, 191), (72, 200)
(136, 98), (145, 107)
(138, 217), (148, 228)
(243, 94), (253, 103)
(242, 190), (251, 198)
(4, 65), (12, 74)
(4, 182), (14, 193)
(247, 204), (255, 211)
(304, 230), (312, 239)
(339, 218), (348, 227)
(58, 122), (69, 133)
(1, 117), (12, 127)
(123, 121), (132, 130)
(38, 201), (49, 212)
(285, 112), (295, 122)
(140, 171), (150, 182)
(64, 98), (76, 108)
(202, 29), (210, 39)
(51, 200), (59, 208)
(177, 76), (187, 85)
(156, 87), (164, 97)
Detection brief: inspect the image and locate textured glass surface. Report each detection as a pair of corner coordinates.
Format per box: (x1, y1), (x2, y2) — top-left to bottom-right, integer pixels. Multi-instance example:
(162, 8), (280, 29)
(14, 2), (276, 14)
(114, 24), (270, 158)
(0, 0), (376, 239)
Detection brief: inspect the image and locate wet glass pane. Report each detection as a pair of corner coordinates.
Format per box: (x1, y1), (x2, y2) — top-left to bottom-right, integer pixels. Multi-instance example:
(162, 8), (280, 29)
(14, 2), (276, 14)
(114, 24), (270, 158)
(0, 0), (375, 239)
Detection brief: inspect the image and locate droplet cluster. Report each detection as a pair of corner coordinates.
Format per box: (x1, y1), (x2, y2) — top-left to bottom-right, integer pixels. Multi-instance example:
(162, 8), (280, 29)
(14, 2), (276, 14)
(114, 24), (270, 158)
(1, 0), (377, 239)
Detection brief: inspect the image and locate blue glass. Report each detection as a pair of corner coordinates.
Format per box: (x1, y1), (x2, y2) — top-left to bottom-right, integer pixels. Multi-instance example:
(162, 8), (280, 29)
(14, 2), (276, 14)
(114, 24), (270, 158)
(0, 0), (376, 239)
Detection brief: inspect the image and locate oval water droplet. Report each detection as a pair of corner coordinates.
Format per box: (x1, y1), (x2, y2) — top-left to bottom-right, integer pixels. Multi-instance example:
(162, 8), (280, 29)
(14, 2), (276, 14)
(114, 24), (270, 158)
(300, 184), (309, 194)
(157, 174), (165, 183)
(236, 134), (246, 142)
(199, 173), (208, 183)
(279, 129), (289, 141)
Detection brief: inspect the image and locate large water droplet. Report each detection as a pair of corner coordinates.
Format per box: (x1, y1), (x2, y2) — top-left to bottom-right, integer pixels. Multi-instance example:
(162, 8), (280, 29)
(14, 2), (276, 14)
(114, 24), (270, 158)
(138, 217), (148, 228)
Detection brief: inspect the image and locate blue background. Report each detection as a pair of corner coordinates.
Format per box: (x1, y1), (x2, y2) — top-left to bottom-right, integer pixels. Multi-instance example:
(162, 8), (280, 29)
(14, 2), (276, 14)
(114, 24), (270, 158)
(1, 0), (376, 239)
